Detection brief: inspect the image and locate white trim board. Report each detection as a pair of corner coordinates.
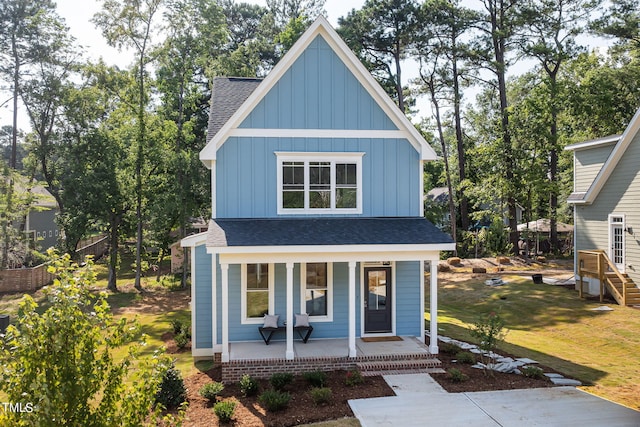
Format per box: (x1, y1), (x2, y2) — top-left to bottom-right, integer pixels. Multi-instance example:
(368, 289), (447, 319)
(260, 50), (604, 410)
(566, 107), (640, 205)
(200, 16), (437, 162)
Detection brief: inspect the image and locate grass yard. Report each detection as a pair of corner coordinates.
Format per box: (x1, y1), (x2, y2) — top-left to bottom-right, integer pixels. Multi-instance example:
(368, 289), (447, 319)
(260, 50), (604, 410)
(429, 272), (640, 410)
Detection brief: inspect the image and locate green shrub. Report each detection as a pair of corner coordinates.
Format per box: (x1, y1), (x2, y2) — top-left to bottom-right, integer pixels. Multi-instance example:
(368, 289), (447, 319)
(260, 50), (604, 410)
(199, 381), (225, 402)
(303, 370), (327, 388)
(269, 372), (293, 391)
(521, 366), (544, 379)
(155, 365), (187, 409)
(439, 342), (462, 355)
(174, 331), (189, 349)
(213, 400), (236, 423)
(455, 351), (476, 364)
(239, 374), (259, 397)
(470, 312), (507, 376)
(447, 368), (469, 383)
(258, 389), (291, 412)
(345, 369), (364, 386)
(170, 319), (184, 335)
(310, 387), (332, 405)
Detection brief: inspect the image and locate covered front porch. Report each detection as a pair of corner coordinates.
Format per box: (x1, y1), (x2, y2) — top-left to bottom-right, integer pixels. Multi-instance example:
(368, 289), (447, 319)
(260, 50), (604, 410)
(221, 336), (443, 382)
(229, 336), (431, 360)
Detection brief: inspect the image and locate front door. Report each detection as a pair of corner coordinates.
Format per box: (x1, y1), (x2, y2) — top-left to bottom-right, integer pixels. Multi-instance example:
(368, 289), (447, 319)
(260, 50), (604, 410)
(364, 267), (392, 333)
(609, 215), (625, 272)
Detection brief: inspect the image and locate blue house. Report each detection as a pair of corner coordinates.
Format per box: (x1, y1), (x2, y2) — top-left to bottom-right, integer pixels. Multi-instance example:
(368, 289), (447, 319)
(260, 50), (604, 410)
(181, 17), (454, 371)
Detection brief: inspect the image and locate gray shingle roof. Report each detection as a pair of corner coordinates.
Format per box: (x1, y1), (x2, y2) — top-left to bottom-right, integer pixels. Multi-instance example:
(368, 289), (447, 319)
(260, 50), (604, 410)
(206, 217), (454, 247)
(207, 77), (263, 142)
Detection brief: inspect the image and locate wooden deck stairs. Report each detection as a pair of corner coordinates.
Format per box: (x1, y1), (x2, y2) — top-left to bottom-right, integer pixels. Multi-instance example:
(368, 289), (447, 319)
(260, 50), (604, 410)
(577, 250), (640, 306)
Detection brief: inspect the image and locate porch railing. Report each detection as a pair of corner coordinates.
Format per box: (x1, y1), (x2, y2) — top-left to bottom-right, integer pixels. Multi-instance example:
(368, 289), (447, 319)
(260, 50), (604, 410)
(577, 250), (629, 305)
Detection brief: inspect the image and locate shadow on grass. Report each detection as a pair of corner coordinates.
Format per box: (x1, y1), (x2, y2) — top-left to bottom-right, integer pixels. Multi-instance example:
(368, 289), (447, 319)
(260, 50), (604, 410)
(436, 322), (607, 385)
(436, 277), (613, 331)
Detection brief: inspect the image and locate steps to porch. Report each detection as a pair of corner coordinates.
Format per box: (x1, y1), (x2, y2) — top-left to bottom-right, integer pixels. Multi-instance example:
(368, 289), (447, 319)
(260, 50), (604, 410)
(357, 354), (444, 376)
(577, 250), (640, 306)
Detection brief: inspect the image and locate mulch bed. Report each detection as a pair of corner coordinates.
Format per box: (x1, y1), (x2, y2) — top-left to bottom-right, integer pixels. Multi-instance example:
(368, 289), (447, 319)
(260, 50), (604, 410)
(431, 345), (561, 393)
(182, 367), (394, 427)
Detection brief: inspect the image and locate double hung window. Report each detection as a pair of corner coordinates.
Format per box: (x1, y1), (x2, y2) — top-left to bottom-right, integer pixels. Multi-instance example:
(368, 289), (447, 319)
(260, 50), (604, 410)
(278, 153), (363, 214)
(241, 263), (274, 323)
(301, 262), (333, 321)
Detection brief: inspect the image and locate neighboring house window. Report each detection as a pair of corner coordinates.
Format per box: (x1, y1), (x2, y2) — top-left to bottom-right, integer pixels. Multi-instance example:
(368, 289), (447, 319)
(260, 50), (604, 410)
(301, 262), (333, 321)
(241, 263), (274, 324)
(277, 152), (363, 214)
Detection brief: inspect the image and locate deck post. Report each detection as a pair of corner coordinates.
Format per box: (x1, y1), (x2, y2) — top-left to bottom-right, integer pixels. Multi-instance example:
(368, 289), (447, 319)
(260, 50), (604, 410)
(286, 262), (294, 360)
(419, 260), (425, 342)
(598, 253), (604, 303)
(221, 262), (229, 363)
(429, 259), (439, 354)
(348, 261), (357, 358)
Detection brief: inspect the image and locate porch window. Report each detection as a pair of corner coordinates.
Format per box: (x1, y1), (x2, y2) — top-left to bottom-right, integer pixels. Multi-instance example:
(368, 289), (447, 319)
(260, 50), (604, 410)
(277, 152), (363, 214)
(241, 263), (274, 324)
(301, 262), (333, 321)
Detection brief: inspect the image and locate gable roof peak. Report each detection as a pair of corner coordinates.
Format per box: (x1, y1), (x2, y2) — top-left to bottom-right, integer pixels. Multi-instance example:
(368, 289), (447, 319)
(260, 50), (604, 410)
(200, 15), (436, 167)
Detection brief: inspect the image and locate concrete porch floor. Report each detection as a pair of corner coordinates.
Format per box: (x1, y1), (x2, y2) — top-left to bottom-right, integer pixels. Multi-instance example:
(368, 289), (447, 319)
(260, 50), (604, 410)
(229, 336), (430, 361)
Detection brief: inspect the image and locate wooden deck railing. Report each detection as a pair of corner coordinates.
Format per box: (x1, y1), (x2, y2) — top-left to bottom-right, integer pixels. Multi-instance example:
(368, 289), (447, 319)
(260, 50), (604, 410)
(577, 250), (628, 305)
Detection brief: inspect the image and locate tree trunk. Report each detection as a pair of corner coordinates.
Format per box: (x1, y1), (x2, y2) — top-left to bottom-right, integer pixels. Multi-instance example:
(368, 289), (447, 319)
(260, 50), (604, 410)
(134, 61), (145, 292)
(394, 46), (404, 112)
(107, 214), (120, 292)
(429, 83), (457, 254)
(451, 30), (469, 233)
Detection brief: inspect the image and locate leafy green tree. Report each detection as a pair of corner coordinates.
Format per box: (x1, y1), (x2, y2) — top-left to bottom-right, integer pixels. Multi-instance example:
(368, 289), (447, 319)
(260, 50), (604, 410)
(516, 0), (596, 252)
(338, 0), (419, 112)
(0, 252), (173, 426)
(94, 0), (163, 292)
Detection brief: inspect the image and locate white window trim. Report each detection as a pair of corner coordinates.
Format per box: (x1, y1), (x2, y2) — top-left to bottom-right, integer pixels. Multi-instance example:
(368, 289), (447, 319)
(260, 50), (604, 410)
(241, 263), (275, 324)
(300, 262), (333, 322)
(276, 152), (364, 215)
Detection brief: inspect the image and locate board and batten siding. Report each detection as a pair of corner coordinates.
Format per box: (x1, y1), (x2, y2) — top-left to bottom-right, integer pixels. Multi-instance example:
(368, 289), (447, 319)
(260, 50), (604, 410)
(575, 131), (640, 286)
(395, 261), (421, 336)
(216, 137), (420, 218)
(193, 245), (213, 350)
(239, 36), (397, 131)
(574, 144), (615, 192)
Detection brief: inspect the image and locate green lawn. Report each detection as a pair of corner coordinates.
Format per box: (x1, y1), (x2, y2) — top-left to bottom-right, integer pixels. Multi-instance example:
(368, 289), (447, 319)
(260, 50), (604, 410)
(428, 273), (640, 410)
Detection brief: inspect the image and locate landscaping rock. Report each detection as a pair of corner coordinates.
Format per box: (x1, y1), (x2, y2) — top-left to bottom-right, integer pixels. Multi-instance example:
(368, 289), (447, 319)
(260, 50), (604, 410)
(447, 257), (462, 266)
(516, 358), (539, 364)
(549, 377), (582, 386)
(438, 263), (451, 272)
(496, 256), (510, 264)
(472, 267), (487, 273)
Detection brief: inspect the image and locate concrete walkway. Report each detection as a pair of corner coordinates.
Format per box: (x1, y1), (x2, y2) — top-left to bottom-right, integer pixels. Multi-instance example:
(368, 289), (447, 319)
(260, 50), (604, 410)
(349, 374), (640, 426)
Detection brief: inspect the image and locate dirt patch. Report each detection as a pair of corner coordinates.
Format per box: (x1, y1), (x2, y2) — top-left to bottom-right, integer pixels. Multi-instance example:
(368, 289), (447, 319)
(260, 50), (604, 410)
(437, 257), (574, 284)
(182, 368), (394, 427)
(110, 286), (190, 315)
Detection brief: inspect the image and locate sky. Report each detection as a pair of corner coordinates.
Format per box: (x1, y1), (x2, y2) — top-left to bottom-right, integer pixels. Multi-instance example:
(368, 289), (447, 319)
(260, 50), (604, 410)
(1, 0), (368, 129)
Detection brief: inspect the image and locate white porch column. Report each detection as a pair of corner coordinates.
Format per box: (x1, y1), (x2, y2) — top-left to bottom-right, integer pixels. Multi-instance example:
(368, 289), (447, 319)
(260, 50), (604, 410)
(419, 260), (425, 341)
(348, 261), (357, 358)
(429, 259), (439, 354)
(286, 262), (294, 360)
(220, 263), (230, 362)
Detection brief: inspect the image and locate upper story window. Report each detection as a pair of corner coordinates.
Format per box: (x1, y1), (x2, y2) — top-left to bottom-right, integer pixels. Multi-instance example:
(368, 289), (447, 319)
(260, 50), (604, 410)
(277, 152), (363, 214)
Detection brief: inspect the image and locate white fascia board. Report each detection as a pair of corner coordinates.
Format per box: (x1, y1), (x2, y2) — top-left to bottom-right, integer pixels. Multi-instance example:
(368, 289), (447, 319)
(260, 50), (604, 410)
(564, 135), (620, 151)
(582, 107), (640, 204)
(208, 244), (455, 264)
(181, 231), (208, 247)
(199, 16), (437, 162)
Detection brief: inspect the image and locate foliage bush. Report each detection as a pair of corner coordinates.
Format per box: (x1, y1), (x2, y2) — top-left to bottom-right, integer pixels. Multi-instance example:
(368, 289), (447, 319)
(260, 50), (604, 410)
(303, 370), (327, 388)
(155, 365), (187, 410)
(199, 381), (225, 402)
(521, 366), (544, 379)
(310, 387), (332, 405)
(470, 312), (507, 376)
(0, 252), (175, 426)
(170, 319), (184, 335)
(174, 331), (189, 349)
(269, 372), (294, 391)
(455, 351), (476, 364)
(448, 368), (469, 383)
(213, 400), (236, 423)
(439, 342), (462, 355)
(239, 374), (260, 397)
(258, 389), (291, 412)
(345, 369), (364, 386)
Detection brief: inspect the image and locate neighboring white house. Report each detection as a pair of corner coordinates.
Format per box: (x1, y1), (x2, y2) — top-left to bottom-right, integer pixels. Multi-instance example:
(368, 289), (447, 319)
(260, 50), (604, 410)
(565, 108), (640, 306)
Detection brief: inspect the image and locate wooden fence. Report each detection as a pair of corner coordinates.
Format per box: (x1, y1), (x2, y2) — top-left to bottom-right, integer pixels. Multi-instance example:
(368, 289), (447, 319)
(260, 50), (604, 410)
(0, 236), (109, 293)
